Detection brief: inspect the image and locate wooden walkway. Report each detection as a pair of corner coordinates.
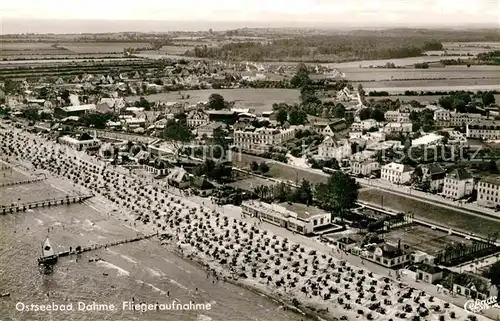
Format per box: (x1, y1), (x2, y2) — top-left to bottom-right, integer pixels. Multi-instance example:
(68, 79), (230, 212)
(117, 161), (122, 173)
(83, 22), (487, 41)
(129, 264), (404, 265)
(39, 233), (158, 264)
(0, 177), (46, 188)
(1, 194), (94, 214)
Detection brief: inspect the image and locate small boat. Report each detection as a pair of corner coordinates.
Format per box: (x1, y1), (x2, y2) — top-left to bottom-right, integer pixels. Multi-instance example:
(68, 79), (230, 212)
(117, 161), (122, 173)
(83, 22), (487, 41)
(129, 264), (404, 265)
(0, 292), (10, 298)
(38, 237), (58, 266)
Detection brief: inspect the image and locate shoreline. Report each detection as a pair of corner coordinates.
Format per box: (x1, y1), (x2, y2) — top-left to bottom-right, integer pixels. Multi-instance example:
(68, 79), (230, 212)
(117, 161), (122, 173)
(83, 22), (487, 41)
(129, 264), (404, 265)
(0, 125), (494, 321)
(2, 144), (326, 320)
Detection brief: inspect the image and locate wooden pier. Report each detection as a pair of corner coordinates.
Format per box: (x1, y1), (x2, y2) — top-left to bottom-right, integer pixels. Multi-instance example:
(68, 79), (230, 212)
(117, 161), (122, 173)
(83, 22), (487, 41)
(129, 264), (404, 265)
(39, 233), (158, 264)
(0, 177), (46, 188)
(1, 194), (94, 214)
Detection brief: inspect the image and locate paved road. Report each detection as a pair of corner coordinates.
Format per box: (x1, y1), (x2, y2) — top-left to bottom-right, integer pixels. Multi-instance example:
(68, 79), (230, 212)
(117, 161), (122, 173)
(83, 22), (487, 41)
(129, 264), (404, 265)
(235, 152), (500, 223)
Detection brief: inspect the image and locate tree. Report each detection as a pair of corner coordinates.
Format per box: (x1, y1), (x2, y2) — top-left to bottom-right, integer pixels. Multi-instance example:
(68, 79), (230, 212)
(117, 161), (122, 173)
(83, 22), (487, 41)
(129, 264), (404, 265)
(134, 97), (151, 110)
(250, 161), (259, 172)
(3, 79), (20, 94)
(276, 109), (288, 125)
(370, 108), (385, 122)
(290, 63), (310, 88)
(288, 108), (307, 125)
(162, 119), (193, 160)
(482, 92), (496, 106)
(22, 106), (40, 122)
(293, 179), (314, 205)
(163, 119), (193, 142)
(210, 126), (229, 159)
(60, 89), (70, 105)
(359, 108), (372, 120)
(207, 93), (225, 110)
(315, 171), (359, 220)
(259, 162), (270, 174)
(486, 261), (500, 288)
(333, 103), (346, 119)
(38, 87), (49, 100)
(357, 84), (365, 97)
(438, 96), (454, 110)
(410, 166), (423, 186)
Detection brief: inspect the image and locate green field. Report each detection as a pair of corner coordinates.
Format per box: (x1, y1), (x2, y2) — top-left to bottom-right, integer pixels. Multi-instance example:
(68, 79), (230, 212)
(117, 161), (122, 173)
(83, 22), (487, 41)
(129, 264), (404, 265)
(61, 42), (151, 53)
(126, 88), (301, 112)
(0, 42), (150, 59)
(341, 65), (500, 82)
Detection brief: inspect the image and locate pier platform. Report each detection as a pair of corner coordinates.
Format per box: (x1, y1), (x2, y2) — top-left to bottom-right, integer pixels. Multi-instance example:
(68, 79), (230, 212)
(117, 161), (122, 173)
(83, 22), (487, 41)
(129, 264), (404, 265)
(1, 194), (94, 214)
(39, 233), (158, 264)
(0, 177), (46, 188)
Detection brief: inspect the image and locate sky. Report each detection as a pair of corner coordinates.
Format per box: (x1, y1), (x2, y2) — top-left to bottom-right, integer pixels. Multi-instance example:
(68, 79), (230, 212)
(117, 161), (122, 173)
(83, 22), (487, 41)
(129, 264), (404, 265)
(1, 0), (499, 33)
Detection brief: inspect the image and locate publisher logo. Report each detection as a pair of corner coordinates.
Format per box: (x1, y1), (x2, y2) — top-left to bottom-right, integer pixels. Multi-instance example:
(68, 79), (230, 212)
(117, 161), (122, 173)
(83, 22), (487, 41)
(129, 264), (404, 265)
(464, 296), (499, 314)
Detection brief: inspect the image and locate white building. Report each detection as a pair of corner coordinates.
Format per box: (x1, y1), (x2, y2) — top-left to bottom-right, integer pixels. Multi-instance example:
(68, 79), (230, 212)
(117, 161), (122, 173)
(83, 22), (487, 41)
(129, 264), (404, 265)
(317, 136), (352, 160)
(186, 109), (210, 128)
(384, 122), (413, 134)
(58, 133), (101, 151)
(123, 117), (146, 131)
(381, 162), (414, 184)
(233, 126), (298, 153)
(442, 169), (474, 200)
(350, 119), (380, 132)
(434, 109), (487, 128)
(411, 133), (444, 147)
(450, 112), (486, 128)
(351, 160), (380, 176)
(385, 110), (410, 123)
(241, 201), (331, 235)
(467, 119), (500, 140)
(196, 122), (224, 138)
(477, 176), (500, 208)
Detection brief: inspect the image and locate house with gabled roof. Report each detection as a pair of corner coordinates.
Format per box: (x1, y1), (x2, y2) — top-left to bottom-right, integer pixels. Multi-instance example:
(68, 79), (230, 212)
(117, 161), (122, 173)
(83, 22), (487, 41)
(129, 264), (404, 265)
(442, 168), (474, 200)
(381, 162), (414, 184)
(420, 163), (446, 192)
(167, 167), (190, 189)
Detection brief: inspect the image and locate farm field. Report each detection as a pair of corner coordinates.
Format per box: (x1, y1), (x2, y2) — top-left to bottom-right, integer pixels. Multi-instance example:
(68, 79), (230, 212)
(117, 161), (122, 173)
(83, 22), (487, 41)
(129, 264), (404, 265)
(0, 57), (137, 65)
(158, 45), (195, 54)
(0, 42), (74, 58)
(359, 80), (500, 94)
(341, 65), (500, 81)
(322, 56), (467, 68)
(126, 88), (300, 112)
(368, 95), (500, 104)
(0, 41), (149, 59)
(134, 53), (205, 60)
(424, 41), (500, 57)
(61, 42), (151, 53)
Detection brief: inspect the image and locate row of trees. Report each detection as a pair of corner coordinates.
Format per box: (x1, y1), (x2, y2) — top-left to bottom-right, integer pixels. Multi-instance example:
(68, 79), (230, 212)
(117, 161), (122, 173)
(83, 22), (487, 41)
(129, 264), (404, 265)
(184, 35), (444, 61)
(438, 91), (496, 112)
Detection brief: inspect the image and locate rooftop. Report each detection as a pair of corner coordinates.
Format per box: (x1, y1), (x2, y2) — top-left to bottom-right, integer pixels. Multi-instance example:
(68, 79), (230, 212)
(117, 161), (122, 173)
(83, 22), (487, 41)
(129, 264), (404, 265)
(480, 175), (500, 186)
(278, 202), (328, 220)
(61, 104), (96, 112)
(447, 168), (473, 181)
(411, 133), (444, 146)
(382, 162), (413, 173)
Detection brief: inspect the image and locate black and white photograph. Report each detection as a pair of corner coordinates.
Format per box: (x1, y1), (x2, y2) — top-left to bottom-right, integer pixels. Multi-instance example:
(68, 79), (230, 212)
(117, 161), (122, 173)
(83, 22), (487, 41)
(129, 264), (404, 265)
(0, 1), (499, 320)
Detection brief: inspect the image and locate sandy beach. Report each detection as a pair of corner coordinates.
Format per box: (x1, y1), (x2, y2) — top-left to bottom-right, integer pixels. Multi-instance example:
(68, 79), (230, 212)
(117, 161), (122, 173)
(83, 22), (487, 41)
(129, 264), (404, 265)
(0, 124), (494, 321)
